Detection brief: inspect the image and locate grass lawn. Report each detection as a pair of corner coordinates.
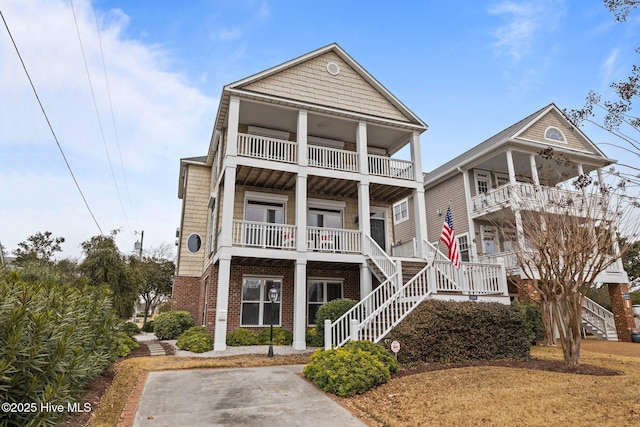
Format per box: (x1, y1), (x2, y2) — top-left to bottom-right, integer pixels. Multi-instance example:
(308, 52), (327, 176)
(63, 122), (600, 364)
(89, 341), (639, 427)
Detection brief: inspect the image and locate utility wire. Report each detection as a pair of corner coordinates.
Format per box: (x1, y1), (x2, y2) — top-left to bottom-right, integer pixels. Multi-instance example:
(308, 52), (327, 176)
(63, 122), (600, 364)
(0, 9), (104, 235)
(69, 0), (131, 231)
(90, 0), (139, 228)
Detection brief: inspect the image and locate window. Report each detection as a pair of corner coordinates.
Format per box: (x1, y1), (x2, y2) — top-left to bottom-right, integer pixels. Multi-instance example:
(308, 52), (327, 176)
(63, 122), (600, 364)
(474, 170), (490, 194)
(308, 280), (343, 325)
(457, 234), (470, 262)
(481, 226), (496, 255)
(243, 193), (287, 248)
(503, 230), (517, 252)
(392, 199), (409, 224)
(545, 127), (566, 143)
(241, 277), (282, 326)
(202, 276), (209, 326)
(187, 234), (202, 253)
(494, 173), (509, 188)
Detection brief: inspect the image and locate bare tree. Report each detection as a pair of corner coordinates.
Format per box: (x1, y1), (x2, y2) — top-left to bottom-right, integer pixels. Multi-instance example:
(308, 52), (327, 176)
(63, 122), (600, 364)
(493, 161), (639, 367)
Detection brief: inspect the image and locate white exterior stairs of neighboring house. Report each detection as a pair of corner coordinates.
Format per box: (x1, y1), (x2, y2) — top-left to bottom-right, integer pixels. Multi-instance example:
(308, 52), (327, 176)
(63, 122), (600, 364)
(325, 236), (509, 349)
(582, 296), (618, 341)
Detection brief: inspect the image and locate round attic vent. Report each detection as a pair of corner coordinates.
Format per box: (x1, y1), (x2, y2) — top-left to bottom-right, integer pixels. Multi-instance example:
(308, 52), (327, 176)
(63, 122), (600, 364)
(326, 62), (340, 75)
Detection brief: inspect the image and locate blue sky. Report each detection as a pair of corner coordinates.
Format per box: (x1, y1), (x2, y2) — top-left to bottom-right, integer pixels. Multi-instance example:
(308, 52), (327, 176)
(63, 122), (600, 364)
(1, 0), (638, 258)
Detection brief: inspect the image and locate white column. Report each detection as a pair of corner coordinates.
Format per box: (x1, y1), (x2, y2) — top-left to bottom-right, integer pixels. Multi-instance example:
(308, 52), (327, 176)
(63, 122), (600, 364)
(218, 166), (236, 248)
(213, 254), (231, 351)
(505, 149), (516, 185)
(297, 110), (308, 167)
(360, 262), (372, 299)
(357, 121), (369, 175)
(413, 188), (428, 258)
(226, 96), (240, 157)
(293, 259), (307, 350)
(296, 174), (307, 252)
(529, 154), (540, 187)
(358, 181), (371, 252)
(410, 132), (423, 183)
(577, 163), (584, 176)
(460, 168), (478, 261)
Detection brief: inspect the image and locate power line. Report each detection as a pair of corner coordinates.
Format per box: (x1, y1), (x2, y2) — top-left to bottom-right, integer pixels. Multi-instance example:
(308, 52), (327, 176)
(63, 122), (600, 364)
(69, 0), (132, 232)
(0, 9), (104, 236)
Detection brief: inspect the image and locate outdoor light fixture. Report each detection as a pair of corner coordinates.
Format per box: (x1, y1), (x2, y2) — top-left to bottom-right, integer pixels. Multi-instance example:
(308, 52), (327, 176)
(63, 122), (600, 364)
(267, 286), (279, 358)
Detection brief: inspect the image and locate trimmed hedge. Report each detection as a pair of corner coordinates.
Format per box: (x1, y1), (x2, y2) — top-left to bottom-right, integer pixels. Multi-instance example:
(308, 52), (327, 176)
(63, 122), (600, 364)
(315, 298), (357, 342)
(119, 321), (140, 337)
(153, 311), (195, 340)
(114, 331), (139, 357)
(177, 326), (213, 353)
(226, 328), (260, 346)
(258, 327), (293, 345)
(389, 300), (531, 364)
(141, 320), (155, 333)
(514, 301), (543, 345)
(0, 272), (119, 427)
(306, 327), (323, 347)
(303, 340), (396, 397)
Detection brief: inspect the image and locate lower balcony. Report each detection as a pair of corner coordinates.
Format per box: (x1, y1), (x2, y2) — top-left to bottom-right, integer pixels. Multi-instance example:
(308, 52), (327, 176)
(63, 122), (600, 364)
(232, 220), (361, 253)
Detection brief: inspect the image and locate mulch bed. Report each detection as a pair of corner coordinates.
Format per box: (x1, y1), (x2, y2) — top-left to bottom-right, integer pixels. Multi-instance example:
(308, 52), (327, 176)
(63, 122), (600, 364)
(393, 357), (621, 378)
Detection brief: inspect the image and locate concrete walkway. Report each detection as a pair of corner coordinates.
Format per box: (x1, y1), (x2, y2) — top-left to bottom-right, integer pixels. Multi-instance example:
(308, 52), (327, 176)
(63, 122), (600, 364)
(135, 333), (167, 357)
(132, 365), (366, 427)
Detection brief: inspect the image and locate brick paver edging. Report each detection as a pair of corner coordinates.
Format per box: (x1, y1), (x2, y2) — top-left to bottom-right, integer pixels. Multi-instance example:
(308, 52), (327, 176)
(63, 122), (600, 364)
(117, 371), (149, 427)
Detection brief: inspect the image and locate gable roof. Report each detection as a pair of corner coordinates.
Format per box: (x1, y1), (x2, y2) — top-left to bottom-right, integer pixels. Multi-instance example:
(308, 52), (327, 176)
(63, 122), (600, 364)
(424, 103), (614, 186)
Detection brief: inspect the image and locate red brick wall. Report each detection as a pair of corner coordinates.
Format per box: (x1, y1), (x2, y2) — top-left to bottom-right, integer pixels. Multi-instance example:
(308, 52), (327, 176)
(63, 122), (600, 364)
(171, 276), (201, 321)
(608, 283), (635, 342)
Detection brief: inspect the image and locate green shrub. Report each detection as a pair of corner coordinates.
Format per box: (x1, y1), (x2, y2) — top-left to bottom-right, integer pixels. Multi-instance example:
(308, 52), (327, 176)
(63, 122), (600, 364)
(345, 340), (398, 374)
(119, 321), (140, 337)
(141, 319), (155, 333)
(157, 301), (172, 313)
(514, 301), (543, 344)
(153, 311), (195, 340)
(306, 327), (323, 347)
(257, 327), (293, 345)
(226, 328), (260, 346)
(177, 326), (213, 353)
(0, 271), (119, 427)
(303, 342), (393, 397)
(114, 331), (139, 357)
(315, 298), (358, 344)
(389, 300), (531, 364)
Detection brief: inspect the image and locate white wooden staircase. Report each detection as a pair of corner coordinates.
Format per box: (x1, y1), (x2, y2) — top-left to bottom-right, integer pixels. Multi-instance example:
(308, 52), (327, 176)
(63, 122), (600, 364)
(325, 237), (509, 349)
(582, 296), (618, 341)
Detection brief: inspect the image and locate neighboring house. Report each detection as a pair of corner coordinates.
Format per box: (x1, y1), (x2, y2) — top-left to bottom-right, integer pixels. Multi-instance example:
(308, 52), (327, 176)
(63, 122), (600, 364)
(424, 104), (636, 341)
(173, 45), (634, 350)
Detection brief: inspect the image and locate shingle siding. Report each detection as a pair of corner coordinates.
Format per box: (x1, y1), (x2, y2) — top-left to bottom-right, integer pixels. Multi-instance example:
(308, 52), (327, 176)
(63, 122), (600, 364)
(519, 110), (592, 153)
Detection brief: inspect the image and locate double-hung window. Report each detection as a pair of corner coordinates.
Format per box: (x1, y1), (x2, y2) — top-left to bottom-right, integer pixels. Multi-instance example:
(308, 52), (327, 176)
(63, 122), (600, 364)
(392, 199), (409, 224)
(241, 277), (282, 326)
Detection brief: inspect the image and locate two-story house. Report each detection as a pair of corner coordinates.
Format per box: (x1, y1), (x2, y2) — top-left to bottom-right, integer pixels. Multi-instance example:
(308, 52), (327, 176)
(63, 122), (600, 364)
(424, 104), (637, 341)
(173, 44), (441, 351)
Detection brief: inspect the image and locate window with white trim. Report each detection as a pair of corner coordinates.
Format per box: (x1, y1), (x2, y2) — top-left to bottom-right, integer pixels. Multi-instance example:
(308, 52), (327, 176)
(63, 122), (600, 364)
(392, 198), (409, 224)
(544, 127), (566, 143)
(307, 279), (343, 325)
(457, 233), (470, 262)
(241, 277), (282, 326)
(474, 170), (490, 194)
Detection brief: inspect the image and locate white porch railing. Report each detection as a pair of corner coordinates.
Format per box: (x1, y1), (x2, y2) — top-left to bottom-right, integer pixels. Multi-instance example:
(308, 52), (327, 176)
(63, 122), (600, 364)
(306, 227), (361, 253)
(308, 145), (359, 172)
(368, 155), (414, 180)
(431, 260), (507, 295)
(237, 133), (297, 163)
(391, 238), (417, 258)
(365, 235), (398, 280)
(582, 296), (618, 340)
(232, 220), (296, 249)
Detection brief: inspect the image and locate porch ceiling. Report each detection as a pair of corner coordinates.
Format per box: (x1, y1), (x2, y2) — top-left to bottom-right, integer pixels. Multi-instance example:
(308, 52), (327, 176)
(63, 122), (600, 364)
(231, 257), (295, 268)
(236, 165), (297, 190)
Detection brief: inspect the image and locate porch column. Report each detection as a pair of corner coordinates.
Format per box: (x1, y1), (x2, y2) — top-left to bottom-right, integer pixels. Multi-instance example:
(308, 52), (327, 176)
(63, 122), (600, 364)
(460, 169), (478, 261)
(505, 149), (516, 185)
(213, 254), (231, 351)
(360, 262), (372, 301)
(410, 132), (423, 183)
(357, 121), (369, 175)
(608, 283), (636, 342)
(293, 259), (307, 350)
(226, 96), (240, 157)
(358, 181), (371, 254)
(529, 154), (540, 187)
(296, 173), (308, 252)
(413, 187), (428, 258)
(297, 110), (308, 167)
(219, 166), (237, 248)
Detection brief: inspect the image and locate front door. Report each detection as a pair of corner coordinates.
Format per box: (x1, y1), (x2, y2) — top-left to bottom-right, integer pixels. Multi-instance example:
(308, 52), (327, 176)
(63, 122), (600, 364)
(370, 215), (386, 251)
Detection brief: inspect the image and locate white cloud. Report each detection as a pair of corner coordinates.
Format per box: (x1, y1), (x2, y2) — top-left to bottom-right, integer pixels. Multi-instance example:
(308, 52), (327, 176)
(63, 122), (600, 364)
(0, 0), (215, 258)
(601, 48), (620, 86)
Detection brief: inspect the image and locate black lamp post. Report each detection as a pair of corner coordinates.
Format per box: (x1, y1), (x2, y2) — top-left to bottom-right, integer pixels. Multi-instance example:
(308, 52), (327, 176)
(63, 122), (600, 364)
(267, 286), (279, 358)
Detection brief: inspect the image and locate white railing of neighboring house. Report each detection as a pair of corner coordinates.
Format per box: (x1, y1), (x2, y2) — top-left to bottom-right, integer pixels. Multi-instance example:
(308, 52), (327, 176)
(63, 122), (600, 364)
(237, 133), (297, 163)
(391, 238), (417, 258)
(306, 226), (361, 253)
(308, 145), (359, 172)
(479, 251), (519, 273)
(582, 296), (618, 340)
(423, 240), (450, 262)
(232, 220), (296, 249)
(430, 260), (508, 295)
(367, 155), (414, 180)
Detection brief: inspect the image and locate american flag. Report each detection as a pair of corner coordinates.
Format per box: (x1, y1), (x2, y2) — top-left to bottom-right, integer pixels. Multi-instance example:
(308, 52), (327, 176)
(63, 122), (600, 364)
(440, 207), (460, 268)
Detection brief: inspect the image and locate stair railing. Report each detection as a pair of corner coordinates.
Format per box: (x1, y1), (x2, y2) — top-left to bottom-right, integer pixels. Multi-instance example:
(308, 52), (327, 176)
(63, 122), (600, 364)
(365, 234), (397, 280)
(582, 296), (617, 340)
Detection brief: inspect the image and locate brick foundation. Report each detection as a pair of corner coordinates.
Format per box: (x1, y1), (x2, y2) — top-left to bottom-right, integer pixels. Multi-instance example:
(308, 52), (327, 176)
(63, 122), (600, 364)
(608, 283), (636, 342)
(171, 276), (201, 322)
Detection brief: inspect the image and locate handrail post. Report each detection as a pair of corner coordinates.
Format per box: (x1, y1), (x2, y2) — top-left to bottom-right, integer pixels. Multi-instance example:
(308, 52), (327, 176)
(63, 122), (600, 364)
(350, 318), (359, 342)
(496, 256), (508, 296)
(324, 319), (331, 350)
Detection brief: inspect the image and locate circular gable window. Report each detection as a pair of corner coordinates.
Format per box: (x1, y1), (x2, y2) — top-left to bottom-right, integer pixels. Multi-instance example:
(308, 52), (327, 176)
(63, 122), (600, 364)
(187, 233), (202, 253)
(326, 62), (340, 76)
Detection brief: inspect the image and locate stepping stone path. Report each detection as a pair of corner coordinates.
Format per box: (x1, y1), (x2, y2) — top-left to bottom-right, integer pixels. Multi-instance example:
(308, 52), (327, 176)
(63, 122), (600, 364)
(146, 340), (166, 357)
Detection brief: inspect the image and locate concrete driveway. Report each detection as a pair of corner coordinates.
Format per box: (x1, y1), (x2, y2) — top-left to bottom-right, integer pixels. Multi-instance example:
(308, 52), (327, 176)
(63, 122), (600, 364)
(132, 365), (366, 426)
